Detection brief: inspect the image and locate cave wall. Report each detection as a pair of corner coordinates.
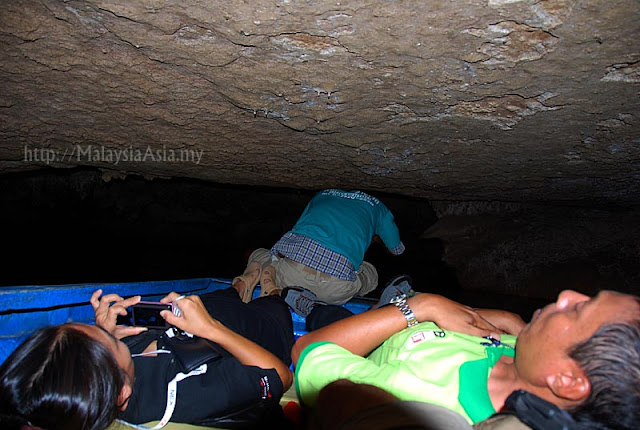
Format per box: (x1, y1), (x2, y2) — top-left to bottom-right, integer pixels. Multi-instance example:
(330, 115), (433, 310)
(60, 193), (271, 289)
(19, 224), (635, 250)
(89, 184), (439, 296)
(425, 201), (640, 300)
(1, 0), (639, 205)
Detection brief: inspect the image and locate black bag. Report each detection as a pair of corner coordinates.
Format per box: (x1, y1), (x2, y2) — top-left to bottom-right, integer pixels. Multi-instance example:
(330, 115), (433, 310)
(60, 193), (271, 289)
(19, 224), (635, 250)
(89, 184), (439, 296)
(158, 331), (225, 372)
(504, 390), (579, 430)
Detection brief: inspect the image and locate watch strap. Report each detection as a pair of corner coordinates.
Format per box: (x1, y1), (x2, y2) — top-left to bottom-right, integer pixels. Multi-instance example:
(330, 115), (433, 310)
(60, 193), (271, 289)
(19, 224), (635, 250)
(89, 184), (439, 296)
(391, 294), (418, 327)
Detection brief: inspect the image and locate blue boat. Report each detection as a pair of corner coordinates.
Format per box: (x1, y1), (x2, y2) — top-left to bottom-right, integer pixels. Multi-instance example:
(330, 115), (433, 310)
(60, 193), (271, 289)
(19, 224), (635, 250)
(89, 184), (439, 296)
(0, 277), (374, 364)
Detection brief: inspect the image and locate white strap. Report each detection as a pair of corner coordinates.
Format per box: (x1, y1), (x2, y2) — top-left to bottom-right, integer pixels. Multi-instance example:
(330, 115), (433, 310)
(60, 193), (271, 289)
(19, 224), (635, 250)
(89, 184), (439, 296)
(131, 350), (171, 358)
(117, 363), (208, 429)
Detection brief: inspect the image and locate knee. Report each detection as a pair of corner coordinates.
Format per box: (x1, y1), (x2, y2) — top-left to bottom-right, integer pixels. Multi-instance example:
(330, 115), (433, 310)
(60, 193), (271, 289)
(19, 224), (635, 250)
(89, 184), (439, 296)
(247, 248), (272, 265)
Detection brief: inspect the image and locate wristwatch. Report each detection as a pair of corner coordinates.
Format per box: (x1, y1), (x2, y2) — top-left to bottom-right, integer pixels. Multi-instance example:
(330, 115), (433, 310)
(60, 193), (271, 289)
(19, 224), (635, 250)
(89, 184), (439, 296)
(391, 294), (419, 327)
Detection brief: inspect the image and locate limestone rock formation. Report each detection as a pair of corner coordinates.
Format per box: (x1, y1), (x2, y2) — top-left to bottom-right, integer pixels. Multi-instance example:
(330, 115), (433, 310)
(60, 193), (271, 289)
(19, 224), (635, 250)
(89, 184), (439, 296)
(424, 202), (640, 300)
(2, 0), (638, 205)
(1, 1), (638, 298)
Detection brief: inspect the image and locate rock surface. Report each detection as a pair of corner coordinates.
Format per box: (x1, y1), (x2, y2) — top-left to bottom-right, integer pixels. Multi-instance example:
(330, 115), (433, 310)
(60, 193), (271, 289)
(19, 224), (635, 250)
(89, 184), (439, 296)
(424, 201), (640, 300)
(2, 0), (639, 205)
(1, 1), (639, 301)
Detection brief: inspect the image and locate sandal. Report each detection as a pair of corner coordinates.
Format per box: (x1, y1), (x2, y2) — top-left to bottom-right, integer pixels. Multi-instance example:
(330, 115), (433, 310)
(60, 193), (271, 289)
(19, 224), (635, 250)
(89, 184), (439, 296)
(259, 266), (281, 297)
(232, 262), (262, 303)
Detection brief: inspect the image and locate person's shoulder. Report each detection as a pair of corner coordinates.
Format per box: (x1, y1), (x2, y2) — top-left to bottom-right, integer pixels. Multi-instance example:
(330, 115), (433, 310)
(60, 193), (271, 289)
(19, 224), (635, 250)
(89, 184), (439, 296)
(296, 341), (355, 369)
(300, 341), (340, 357)
(326, 189), (384, 206)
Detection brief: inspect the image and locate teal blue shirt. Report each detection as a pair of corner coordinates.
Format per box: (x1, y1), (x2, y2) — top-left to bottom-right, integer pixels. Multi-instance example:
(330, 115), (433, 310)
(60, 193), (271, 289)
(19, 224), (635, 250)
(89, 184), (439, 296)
(290, 189), (404, 270)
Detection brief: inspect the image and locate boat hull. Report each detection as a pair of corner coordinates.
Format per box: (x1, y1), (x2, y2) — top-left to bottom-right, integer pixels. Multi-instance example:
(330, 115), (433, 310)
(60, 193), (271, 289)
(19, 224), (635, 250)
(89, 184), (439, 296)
(0, 277), (374, 364)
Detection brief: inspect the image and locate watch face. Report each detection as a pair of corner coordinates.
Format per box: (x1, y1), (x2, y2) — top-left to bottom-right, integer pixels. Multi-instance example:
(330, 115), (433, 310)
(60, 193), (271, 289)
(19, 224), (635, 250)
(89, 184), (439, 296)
(391, 294), (406, 303)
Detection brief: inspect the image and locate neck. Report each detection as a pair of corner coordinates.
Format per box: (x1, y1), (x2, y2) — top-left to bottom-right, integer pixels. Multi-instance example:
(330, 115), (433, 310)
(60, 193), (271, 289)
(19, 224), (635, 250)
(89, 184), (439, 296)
(489, 355), (576, 413)
(487, 355), (521, 412)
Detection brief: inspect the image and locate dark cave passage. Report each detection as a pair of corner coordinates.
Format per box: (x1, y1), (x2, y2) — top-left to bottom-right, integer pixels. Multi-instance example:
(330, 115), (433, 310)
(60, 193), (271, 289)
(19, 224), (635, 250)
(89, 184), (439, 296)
(1, 168), (451, 289)
(6, 167), (616, 320)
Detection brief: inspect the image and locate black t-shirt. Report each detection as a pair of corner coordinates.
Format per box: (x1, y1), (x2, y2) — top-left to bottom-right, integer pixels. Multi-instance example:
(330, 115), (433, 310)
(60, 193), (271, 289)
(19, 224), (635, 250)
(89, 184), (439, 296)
(119, 331), (285, 426)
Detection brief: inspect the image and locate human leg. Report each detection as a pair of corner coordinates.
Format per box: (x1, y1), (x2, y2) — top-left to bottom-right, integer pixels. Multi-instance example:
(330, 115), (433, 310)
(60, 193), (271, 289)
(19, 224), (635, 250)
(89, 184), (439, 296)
(246, 248), (287, 298)
(199, 287), (243, 302)
(351, 260), (379, 297)
(306, 303), (354, 332)
(273, 258), (353, 304)
(232, 248), (281, 302)
(246, 247), (274, 267)
(308, 278), (362, 305)
(258, 265), (282, 297)
(281, 286), (353, 330)
(274, 256), (377, 305)
(245, 295), (295, 365)
(312, 380), (473, 430)
(272, 256), (318, 292)
(199, 291), (294, 365)
(232, 261), (262, 303)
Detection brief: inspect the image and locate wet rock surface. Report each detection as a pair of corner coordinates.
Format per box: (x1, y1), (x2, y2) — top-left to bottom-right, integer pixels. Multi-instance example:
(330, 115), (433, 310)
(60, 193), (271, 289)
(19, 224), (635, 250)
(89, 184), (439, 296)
(1, 0), (639, 206)
(425, 202), (640, 301)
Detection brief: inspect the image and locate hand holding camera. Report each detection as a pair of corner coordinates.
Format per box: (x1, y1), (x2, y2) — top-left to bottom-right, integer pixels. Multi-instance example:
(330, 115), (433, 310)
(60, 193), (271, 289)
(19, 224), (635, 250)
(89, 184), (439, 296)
(90, 289), (149, 339)
(130, 294), (187, 326)
(95, 290), (219, 340)
(159, 292), (224, 341)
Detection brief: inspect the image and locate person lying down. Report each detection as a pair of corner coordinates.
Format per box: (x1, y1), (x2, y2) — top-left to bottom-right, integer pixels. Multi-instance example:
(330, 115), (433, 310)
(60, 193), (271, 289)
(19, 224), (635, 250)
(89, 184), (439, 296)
(292, 288), (640, 430)
(0, 284), (297, 429)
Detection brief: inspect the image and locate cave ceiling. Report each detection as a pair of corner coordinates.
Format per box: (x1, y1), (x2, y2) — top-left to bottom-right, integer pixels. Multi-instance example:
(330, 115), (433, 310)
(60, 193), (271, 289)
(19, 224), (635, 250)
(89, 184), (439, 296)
(1, 0), (639, 205)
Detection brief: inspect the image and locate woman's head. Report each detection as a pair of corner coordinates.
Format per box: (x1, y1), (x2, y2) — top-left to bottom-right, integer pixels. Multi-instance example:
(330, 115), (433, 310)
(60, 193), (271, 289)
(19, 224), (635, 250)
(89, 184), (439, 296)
(0, 324), (131, 430)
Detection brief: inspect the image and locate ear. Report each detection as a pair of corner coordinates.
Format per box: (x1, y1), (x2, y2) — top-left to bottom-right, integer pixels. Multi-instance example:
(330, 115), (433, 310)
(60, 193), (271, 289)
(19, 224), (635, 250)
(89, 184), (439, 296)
(545, 366), (591, 402)
(117, 383), (133, 411)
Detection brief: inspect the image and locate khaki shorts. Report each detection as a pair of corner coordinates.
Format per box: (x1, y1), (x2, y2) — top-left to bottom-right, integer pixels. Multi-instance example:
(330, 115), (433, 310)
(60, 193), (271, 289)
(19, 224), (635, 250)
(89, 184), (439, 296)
(247, 248), (378, 305)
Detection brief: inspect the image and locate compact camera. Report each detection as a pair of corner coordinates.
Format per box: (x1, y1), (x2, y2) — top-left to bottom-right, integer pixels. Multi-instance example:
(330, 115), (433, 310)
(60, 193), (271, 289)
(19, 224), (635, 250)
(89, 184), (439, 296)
(131, 301), (173, 329)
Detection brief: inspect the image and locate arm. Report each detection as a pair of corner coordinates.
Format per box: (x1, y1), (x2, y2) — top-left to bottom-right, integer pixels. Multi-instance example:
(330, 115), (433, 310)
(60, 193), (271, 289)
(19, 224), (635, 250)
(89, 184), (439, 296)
(160, 293), (293, 390)
(373, 206), (404, 256)
(372, 234), (405, 256)
(474, 308), (526, 335)
(292, 293), (500, 366)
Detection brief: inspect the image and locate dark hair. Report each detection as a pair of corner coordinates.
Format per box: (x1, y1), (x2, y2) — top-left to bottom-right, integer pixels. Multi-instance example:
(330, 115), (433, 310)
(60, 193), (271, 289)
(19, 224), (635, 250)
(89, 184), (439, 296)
(568, 320), (640, 430)
(0, 324), (126, 430)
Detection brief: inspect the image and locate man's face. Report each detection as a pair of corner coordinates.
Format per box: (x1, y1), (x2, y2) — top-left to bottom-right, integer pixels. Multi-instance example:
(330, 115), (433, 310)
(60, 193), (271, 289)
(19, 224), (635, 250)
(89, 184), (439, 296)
(515, 289), (640, 385)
